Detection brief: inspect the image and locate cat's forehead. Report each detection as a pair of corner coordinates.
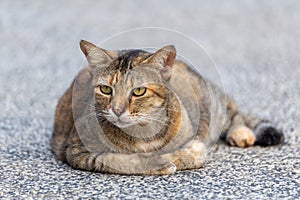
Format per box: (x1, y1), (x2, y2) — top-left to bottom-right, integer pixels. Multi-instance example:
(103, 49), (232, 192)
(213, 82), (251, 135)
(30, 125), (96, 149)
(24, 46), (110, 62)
(93, 49), (164, 86)
(104, 50), (151, 74)
(103, 67), (161, 87)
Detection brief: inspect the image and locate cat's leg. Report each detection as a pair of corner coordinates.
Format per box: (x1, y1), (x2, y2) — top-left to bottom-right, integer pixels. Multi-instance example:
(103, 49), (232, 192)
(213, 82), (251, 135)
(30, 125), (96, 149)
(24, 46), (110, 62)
(226, 113), (256, 147)
(162, 139), (207, 171)
(65, 131), (176, 175)
(226, 112), (284, 147)
(241, 113), (284, 146)
(66, 146), (176, 175)
(95, 152), (177, 175)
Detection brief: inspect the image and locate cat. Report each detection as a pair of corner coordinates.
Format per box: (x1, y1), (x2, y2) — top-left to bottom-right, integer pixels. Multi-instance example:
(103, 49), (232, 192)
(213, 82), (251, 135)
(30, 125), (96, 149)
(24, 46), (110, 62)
(51, 40), (284, 175)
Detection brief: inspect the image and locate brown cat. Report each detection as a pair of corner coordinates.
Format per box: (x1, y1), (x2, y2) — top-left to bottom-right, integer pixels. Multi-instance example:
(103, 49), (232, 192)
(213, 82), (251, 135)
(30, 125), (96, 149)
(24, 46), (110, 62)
(51, 40), (284, 175)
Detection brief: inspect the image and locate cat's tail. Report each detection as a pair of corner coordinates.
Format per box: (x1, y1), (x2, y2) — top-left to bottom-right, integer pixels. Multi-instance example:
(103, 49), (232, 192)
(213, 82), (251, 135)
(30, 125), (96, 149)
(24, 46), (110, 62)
(225, 112), (284, 147)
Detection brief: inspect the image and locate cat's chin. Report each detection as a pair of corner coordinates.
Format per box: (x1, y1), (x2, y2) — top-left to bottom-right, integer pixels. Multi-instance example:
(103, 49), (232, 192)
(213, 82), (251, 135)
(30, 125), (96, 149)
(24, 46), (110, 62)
(112, 120), (136, 129)
(113, 120), (148, 129)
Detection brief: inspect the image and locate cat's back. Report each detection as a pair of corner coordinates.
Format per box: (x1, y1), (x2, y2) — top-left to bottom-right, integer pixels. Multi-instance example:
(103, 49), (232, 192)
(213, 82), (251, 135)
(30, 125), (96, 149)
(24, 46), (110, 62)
(170, 60), (229, 144)
(170, 60), (209, 110)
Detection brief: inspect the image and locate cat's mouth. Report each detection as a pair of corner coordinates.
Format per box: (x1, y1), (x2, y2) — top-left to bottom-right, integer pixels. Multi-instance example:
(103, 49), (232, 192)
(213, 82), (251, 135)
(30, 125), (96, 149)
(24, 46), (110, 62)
(112, 119), (134, 128)
(111, 118), (147, 129)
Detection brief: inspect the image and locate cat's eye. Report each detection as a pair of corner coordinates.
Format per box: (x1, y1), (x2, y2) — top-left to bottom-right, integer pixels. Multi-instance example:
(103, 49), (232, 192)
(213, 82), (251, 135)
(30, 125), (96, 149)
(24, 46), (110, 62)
(100, 85), (112, 95)
(132, 87), (147, 97)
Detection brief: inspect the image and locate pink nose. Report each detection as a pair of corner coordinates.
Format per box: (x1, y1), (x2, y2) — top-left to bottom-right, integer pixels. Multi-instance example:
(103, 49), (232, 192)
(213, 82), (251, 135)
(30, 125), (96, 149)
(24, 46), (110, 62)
(112, 106), (125, 117)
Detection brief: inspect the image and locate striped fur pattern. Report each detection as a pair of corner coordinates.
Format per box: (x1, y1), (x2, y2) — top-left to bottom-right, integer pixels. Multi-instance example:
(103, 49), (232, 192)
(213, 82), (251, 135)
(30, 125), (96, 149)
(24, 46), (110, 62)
(51, 40), (284, 175)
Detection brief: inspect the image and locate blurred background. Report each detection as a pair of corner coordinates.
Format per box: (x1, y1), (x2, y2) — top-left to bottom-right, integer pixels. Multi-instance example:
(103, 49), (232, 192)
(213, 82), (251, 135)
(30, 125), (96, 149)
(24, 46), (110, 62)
(0, 0), (299, 198)
(1, 0), (299, 124)
(1, 0), (299, 121)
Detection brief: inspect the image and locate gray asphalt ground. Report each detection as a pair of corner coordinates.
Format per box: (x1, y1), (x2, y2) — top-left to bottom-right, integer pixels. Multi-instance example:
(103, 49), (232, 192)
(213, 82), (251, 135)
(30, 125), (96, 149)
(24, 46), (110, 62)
(0, 0), (300, 199)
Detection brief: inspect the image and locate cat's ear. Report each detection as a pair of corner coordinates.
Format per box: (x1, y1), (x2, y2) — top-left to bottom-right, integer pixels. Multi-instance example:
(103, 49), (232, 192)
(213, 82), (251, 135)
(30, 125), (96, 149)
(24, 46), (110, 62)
(146, 45), (176, 80)
(80, 40), (115, 67)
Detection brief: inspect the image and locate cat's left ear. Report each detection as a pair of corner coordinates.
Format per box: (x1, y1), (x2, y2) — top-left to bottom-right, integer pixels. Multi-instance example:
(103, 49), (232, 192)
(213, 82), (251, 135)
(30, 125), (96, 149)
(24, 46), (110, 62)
(146, 45), (176, 80)
(80, 40), (117, 67)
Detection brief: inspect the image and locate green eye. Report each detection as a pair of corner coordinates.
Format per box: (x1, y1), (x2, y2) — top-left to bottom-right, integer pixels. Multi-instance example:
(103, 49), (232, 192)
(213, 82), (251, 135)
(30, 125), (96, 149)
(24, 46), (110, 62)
(100, 85), (112, 95)
(132, 87), (147, 97)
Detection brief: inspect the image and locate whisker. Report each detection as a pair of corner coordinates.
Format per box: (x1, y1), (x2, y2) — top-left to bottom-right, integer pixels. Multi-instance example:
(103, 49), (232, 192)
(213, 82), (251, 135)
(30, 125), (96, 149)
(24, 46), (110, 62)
(137, 116), (173, 126)
(78, 101), (97, 109)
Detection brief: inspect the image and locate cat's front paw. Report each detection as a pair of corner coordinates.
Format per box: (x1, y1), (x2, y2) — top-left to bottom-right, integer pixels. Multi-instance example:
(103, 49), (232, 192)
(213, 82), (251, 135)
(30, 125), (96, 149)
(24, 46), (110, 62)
(227, 126), (256, 147)
(149, 162), (177, 175)
(162, 140), (206, 171)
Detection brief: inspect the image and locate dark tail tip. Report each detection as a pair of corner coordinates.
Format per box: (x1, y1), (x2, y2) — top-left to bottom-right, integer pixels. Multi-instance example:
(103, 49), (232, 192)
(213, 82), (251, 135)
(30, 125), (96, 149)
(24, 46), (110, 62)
(254, 123), (284, 146)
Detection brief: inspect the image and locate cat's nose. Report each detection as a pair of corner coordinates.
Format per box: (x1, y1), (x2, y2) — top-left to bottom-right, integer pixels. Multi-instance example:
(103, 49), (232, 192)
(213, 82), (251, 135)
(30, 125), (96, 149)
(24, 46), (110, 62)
(112, 106), (125, 117)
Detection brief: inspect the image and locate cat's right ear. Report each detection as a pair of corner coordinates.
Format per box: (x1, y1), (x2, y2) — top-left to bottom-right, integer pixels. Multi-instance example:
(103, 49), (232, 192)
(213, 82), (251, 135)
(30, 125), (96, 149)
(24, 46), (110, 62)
(80, 40), (114, 68)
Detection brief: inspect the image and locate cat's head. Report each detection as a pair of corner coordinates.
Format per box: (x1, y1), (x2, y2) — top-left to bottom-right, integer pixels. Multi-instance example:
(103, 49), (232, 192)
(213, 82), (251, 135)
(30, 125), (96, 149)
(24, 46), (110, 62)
(80, 40), (177, 128)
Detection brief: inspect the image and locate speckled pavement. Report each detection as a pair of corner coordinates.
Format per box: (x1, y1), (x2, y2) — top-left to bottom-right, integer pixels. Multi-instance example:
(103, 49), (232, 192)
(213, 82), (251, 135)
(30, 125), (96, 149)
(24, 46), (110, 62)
(0, 0), (299, 199)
